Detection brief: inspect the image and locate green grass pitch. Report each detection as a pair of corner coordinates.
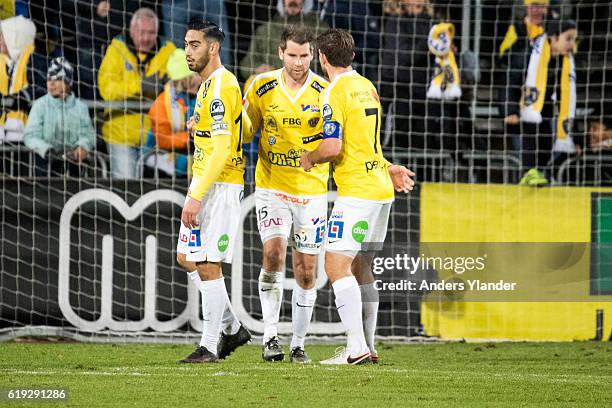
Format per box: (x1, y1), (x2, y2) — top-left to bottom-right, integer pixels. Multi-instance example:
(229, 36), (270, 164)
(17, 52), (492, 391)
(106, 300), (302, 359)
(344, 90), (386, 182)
(0, 342), (610, 407)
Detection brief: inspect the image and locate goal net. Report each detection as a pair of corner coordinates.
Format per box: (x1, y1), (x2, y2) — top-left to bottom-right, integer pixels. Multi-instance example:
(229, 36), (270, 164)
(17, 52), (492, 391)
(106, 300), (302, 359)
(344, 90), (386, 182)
(1, 1), (611, 343)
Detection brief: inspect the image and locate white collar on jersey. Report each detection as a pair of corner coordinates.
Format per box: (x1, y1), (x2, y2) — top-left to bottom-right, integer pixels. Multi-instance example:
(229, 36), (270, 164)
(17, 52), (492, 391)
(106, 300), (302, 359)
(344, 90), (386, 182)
(202, 65), (226, 83)
(329, 69), (357, 86)
(278, 69), (313, 104)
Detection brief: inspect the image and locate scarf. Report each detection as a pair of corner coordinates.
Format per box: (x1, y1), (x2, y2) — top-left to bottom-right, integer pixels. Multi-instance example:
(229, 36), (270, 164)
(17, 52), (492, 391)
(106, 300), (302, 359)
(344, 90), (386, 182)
(499, 19), (545, 56)
(520, 34), (576, 150)
(0, 43), (34, 128)
(427, 23), (461, 100)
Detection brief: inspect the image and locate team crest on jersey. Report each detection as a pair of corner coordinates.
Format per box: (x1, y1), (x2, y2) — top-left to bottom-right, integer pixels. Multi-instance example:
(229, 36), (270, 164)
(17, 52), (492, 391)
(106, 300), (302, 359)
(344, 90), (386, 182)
(194, 112), (200, 123)
(268, 136), (276, 145)
(322, 104), (333, 121)
(308, 117), (320, 127)
(311, 81), (324, 93)
(124, 62), (133, 71)
(210, 99), (225, 121)
(264, 116), (278, 133)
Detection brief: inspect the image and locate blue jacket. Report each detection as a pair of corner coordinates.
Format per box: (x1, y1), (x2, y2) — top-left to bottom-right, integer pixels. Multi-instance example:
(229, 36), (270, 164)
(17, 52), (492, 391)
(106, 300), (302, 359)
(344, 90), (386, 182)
(23, 93), (96, 158)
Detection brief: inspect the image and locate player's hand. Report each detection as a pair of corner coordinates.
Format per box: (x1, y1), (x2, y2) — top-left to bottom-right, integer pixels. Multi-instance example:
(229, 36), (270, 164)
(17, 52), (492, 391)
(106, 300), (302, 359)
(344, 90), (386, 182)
(186, 116), (195, 137)
(181, 196), (201, 229)
(300, 152), (314, 172)
(388, 164), (415, 193)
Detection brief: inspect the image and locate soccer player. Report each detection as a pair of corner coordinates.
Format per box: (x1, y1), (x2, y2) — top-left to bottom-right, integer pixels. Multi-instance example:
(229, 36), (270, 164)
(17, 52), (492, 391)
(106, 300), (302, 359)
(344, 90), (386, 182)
(300, 28), (415, 365)
(242, 25), (329, 363)
(179, 18), (252, 363)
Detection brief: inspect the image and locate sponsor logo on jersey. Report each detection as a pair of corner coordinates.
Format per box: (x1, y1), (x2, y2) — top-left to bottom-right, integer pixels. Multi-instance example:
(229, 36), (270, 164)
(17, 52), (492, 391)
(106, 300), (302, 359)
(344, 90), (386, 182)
(189, 230), (202, 247)
(282, 117), (301, 126)
(352, 221), (369, 243)
(365, 160), (382, 173)
(311, 80), (324, 93)
(212, 121), (229, 132)
(328, 220), (344, 239)
(260, 217), (283, 229)
(274, 192), (311, 205)
(315, 225), (325, 244)
(311, 217), (325, 225)
(194, 130), (211, 138)
(256, 79), (278, 97)
(217, 234), (230, 252)
(322, 104), (332, 121)
(302, 134), (323, 144)
(301, 104), (320, 112)
(268, 149), (304, 168)
(210, 99), (225, 121)
(330, 211), (343, 220)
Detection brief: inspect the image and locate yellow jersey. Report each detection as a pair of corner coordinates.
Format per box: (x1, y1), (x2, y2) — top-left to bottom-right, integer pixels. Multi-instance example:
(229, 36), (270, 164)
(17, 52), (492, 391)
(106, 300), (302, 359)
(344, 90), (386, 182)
(191, 66), (245, 186)
(321, 70), (394, 202)
(243, 68), (329, 196)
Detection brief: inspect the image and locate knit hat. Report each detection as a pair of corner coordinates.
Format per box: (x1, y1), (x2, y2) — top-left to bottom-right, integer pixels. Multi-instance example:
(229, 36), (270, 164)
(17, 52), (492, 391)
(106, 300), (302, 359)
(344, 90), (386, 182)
(166, 49), (192, 81)
(47, 57), (74, 86)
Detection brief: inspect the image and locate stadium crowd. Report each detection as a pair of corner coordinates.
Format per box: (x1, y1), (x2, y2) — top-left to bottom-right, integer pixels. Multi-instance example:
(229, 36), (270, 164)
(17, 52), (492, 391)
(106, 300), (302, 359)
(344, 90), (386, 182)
(0, 0), (611, 184)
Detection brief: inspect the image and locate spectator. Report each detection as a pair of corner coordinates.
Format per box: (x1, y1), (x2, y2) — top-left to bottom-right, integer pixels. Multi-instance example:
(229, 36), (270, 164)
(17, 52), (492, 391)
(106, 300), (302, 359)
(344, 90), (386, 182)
(23, 57), (95, 177)
(146, 48), (200, 177)
(239, 0), (327, 80)
(425, 21), (461, 153)
(518, 19), (578, 186)
(0, 15), (41, 143)
(98, 7), (176, 179)
(319, 0), (380, 79)
(74, 1), (161, 99)
(162, 0), (230, 65)
(500, 0), (550, 125)
(379, 0), (432, 150)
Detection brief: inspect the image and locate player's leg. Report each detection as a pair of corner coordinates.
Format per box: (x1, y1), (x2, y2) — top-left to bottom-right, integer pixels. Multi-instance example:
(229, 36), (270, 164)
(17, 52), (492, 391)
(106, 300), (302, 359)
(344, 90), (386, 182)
(287, 196), (326, 363)
(352, 202), (391, 364)
(176, 225), (241, 341)
(259, 237), (287, 361)
(255, 189), (293, 361)
(320, 199), (372, 365)
(352, 253), (379, 363)
(181, 184), (250, 363)
(289, 249), (317, 363)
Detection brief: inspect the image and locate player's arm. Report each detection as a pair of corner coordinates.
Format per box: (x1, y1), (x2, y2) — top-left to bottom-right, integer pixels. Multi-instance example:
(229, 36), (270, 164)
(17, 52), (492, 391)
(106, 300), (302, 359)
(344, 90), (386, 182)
(242, 78), (263, 136)
(182, 91), (237, 228)
(387, 161), (416, 193)
(300, 137), (341, 172)
(300, 93), (343, 172)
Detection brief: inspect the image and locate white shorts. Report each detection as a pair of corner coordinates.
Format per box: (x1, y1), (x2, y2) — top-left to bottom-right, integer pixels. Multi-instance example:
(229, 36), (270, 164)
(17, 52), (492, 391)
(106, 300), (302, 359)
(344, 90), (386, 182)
(176, 222), (190, 255)
(182, 183), (243, 263)
(255, 188), (328, 255)
(326, 196), (392, 255)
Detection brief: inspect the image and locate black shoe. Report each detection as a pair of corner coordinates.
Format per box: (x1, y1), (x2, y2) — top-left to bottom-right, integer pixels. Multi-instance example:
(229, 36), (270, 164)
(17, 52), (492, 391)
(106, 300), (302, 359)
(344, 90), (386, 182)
(217, 325), (252, 360)
(289, 347), (311, 364)
(180, 346), (218, 363)
(262, 336), (284, 362)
